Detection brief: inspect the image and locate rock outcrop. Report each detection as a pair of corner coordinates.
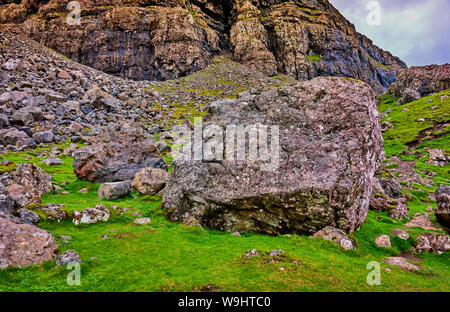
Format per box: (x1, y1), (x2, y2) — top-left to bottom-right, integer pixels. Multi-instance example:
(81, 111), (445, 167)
(435, 184), (450, 228)
(1, 0), (405, 92)
(163, 77), (383, 235)
(0, 212), (58, 268)
(4, 163), (53, 208)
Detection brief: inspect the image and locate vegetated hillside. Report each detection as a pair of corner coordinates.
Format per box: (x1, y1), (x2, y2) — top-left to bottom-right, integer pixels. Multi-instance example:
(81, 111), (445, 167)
(1, 0), (405, 92)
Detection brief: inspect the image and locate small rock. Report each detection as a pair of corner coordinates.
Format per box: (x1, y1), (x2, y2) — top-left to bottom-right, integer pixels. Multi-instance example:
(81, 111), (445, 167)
(391, 229), (409, 240)
(181, 216), (202, 228)
(231, 232), (241, 237)
(44, 157), (63, 166)
(73, 204), (110, 225)
(385, 257), (420, 272)
(56, 250), (81, 266)
(435, 184), (450, 228)
(16, 208), (40, 224)
(404, 214), (442, 231)
(134, 218), (152, 225)
(58, 70), (72, 79)
(269, 250), (284, 257)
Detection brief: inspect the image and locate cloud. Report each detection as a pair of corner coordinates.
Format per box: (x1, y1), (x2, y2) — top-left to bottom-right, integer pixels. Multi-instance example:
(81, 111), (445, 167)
(329, 0), (450, 66)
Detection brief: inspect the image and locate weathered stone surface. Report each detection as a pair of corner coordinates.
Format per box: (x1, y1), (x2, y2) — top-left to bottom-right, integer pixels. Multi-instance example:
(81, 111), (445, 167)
(19, 3), (220, 81)
(312, 226), (355, 250)
(396, 88), (421, 105)
(0, 128), (35, 148)
(163, 77), (383, 235)
(132, 168), (169, 195)
(0, 184), (14, 215)
(414, 233), (450, 254)
(73, 204), (110, 225)
(0, 212), (58, 269)
(389, 64), (450, 97)
(16, 208), (40, 224)
(98, 181), (132, 200)
(404, 214), (442, 231)
(4, 0), (405, 92)
(56, 250), (81, 266)
(134, 218), (152, 225)
(388, 198), (409, 220)
(73, 134), (166, 183)
(370, 177), (408, 220)
(375, 235), (392, 248)
(5, 163), (52, 208)
(384, 257), (420, 272)
(33, 204), (68, 222)
(435, 184), (450, 228)
(391, 229), (409, 240)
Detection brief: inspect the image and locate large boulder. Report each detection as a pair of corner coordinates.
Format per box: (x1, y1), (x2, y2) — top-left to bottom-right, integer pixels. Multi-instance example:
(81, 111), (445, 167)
(435, 184), (450, 228)
(163, 77), (384, 235)
(0, 212), (58, 268)
(73, 136), (166, 183)
(5, 163), (52, 208)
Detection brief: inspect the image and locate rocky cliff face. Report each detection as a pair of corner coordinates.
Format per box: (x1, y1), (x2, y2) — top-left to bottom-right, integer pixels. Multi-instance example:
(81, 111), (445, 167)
(1, 0), (405, 92)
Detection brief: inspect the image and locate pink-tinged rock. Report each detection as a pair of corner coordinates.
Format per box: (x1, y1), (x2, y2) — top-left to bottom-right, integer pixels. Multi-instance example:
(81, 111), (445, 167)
(0, 212), (58, 268)
(163, 77), (384, 235)
(384, 257), (420, 272)
(435, 184), (450, 227)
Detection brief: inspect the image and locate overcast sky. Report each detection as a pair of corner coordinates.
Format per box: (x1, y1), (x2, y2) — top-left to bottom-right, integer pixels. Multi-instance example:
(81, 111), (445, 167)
(329, 0), (450, 67)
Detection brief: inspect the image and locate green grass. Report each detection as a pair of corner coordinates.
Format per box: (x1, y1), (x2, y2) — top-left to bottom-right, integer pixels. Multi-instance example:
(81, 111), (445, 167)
(0, 90), (449, 292)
